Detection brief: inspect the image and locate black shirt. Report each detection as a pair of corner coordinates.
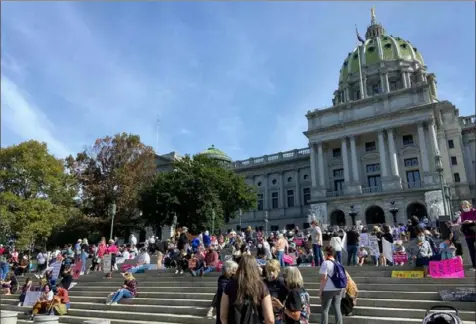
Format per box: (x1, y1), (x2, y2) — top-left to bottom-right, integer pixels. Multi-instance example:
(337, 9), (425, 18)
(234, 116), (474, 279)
(346, 230), (360, 246)
(284, 288), (308, 324)
(264, 277), (288, 318)
(224, 279), (269, 323)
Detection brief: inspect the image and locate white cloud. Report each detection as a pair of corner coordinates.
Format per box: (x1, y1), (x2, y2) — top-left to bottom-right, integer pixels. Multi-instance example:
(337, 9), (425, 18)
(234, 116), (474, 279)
(1, 75), (71, 157)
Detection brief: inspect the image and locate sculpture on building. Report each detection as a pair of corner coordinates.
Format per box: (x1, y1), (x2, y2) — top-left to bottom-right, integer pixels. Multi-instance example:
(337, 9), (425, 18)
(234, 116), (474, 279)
(424, 190), (444, 221)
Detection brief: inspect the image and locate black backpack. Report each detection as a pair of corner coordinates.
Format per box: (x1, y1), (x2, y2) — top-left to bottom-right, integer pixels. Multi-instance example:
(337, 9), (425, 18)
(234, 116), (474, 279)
(233, 296), (263, 324)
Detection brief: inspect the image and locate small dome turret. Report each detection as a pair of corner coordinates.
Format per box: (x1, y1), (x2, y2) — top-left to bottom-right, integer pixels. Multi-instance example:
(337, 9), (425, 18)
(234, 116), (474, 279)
(198, 145), (232, 163)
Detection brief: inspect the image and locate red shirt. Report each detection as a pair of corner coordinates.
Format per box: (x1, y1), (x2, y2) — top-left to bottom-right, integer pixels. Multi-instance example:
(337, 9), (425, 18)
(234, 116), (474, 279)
(97, 244), (106, 258)
(204, 251), (219, 267)
(106, 245), (118, 255)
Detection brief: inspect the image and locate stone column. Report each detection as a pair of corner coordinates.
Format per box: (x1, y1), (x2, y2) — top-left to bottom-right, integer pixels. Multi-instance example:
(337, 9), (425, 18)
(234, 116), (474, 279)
(387, 129), (400, 177)
(279, 172), (284, 208)
(417, 123), (430, 173)
(377, 131), (389, 177)
(362, 76), (368, 98)
(344, 85), (350, 102)
(384, 72), (390, 93)
(380, 73), (388, 93)
(295, 169), (300, 206)
(428, 121), (440, 156)
(263, 173), (268, 210)
(341, 138), (350, 183)
(349, 136), (359, 182)
(317, 143), (326, 188)
(310, 144), (318, 188)
(401, 70), (408, 88)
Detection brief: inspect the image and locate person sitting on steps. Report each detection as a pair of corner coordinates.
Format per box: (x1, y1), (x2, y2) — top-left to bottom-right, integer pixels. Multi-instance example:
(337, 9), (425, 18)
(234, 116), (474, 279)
(107, 272), (137, 305)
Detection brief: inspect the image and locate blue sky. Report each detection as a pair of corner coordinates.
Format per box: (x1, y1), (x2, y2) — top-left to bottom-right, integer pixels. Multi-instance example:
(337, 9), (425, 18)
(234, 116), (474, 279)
(1, 2), (474, 161)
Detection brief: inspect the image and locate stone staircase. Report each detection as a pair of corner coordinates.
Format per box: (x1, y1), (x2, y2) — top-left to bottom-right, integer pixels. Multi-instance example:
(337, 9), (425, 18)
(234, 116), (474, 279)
(1, 266), (476, 324)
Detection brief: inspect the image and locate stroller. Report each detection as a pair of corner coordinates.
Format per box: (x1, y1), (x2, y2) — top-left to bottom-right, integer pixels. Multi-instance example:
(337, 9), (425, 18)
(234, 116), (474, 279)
(422, 306), (462, 324)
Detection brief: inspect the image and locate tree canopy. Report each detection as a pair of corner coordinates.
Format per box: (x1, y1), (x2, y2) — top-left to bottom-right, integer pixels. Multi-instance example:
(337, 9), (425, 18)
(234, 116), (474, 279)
(65, 133), (157, 238)
(0, 140), (78, 249)
(139, 154), (257, 234)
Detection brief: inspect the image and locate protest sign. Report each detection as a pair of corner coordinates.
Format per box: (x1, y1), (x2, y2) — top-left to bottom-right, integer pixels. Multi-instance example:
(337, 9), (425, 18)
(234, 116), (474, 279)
(360, 233), (369, 247)
(23, 291), (41, 307)
(368, 235), (379, 256)
(51, 261), (62, 280)
(293, 238), (304, 246)
(391, 270), (425, 278)
(382, 238), (393, 263)
(429, 256), (464, 278)
(103, 254), (112, 273)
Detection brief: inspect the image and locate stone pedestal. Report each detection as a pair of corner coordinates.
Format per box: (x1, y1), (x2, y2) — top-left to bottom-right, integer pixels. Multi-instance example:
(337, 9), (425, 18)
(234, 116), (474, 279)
(346, 183), (362, 195)
(0, 311), (18, 324)
(381, 176), (402, 191)
(33, 315), (59, 324)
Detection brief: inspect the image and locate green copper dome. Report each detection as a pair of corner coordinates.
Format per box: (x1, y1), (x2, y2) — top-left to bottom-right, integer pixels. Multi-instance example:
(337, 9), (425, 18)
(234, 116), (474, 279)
(339, 9), (424, 84)
(198, 145), (232, 163)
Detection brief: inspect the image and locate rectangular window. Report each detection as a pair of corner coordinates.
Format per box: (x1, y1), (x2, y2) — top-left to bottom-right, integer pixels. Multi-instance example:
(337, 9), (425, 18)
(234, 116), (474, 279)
(451, 156), (458, 165)
(334, 179), (344, 192)
(271, 192), (279, 209)
(389, 81), (397, 91)
(287, 189), (295, 207)
(354, 90), (361, 100)
(406, 170), (421, 188)
(257, 194), (263, 211)
(365, 141), (376, 152)
(332, 148), (341, 158)
(366, 163), (380, 173)
(372, 84), (379, 95)
(448, 139), (454, 149)
(303, 188), (311, 205)
(333, 168), (344, 178)
(367, 175), (381, 191)
(404, 157), (419, 168)
(402, 135), (414, 146)
(454, 173), (461, 183)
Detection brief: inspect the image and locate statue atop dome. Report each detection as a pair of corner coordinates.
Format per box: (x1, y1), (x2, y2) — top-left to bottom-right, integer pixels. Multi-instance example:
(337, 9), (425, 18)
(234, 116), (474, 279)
(371, 6), (377, 25)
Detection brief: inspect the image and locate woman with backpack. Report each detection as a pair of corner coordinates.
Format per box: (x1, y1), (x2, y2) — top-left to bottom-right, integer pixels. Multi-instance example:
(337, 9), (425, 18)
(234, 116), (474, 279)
(319, 245), (345, 324)
(219, 255), (274, 324)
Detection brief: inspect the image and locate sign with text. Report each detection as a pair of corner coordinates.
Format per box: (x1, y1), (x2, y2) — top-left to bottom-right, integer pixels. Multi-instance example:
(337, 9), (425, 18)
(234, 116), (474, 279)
(382, 238), (393, 263)
(51, 261), (62, 280)
(368, 235), (379, 256)
(23, 291), (42, 307)
(103, 254), (112, 273)
(391, 270), (425, 278)
(429, 256), (465, 278)
(360, 233), (369, 247)
(293, 238), (304, 246)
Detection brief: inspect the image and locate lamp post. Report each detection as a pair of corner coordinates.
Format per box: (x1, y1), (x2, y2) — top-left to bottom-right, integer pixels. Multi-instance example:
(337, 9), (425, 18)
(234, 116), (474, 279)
(435, 155), (450, 221)
(348, 205), (358, 226)
(389, 201), (399, 225)
(212, 210), (216, 235)
(264, 211), (269, 236)
(109, 185), (118, 241)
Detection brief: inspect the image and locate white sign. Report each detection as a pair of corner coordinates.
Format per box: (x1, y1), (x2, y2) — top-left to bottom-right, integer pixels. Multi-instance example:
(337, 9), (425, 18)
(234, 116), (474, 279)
(382, 238), (394, 263)
(23, 291), (41, 307)
(103, 254), (112, 273)
(368, 235), (379, 256)
(360, 233), (370, 247)
(51, 261), (62, 280)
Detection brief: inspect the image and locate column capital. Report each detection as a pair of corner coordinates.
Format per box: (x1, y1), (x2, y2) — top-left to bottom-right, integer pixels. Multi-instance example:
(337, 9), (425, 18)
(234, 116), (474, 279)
(386, 128), (395, 135)
(377, 129), (386, 136)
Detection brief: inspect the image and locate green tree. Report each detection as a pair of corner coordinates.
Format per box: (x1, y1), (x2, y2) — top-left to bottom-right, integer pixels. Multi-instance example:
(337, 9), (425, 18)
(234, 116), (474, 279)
(66, 133), (157, 238)
(139, 155), (257, 234)
(0, 140), (78, 249)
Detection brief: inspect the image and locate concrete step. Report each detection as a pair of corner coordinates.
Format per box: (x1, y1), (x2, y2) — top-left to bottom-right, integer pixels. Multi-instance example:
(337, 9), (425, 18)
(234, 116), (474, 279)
(7, 305), (470, 324)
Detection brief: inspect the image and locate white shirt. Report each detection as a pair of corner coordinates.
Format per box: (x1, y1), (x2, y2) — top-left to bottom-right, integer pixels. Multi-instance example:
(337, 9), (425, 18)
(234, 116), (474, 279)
(311, 226), (323, 245)
(130, 236), (137, 246)
(37, 253), (46, 265)
(330, 237), (343, 252)
(138, 252), (150, 265)
(149, 237), (155, 244)
(319, 260), (342, 291)
(42, 291), (54, 301)
(122, 251), (130, 260)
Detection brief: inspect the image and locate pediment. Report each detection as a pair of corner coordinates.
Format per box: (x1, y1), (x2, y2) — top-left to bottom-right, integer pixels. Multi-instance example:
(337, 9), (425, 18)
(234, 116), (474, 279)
(400, 145), (420, 156)
(361, 152), (380, 161)
(329, 158), (343, 167)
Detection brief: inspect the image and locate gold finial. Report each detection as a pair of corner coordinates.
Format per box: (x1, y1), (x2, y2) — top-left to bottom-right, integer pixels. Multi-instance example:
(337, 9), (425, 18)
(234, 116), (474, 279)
(371, 6), (376, 24)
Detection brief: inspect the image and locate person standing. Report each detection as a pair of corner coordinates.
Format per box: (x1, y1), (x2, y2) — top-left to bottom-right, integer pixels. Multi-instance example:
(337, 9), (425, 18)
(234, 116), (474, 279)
(345, 226), (360, 266)
(310, 221), (323, 267)
(459, 200), (476, 271)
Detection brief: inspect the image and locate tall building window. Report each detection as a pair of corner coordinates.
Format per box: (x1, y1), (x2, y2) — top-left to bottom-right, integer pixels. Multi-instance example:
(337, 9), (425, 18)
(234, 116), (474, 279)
(334, 179), (344, 192)
(332, 148), (341, 158)
(354, 90), (361, 100)
(372, 84), (380, 95)
(287, 189), (295, 207)
(303, 188), (311, 205)
(257, 194), (263, 211)
(365, 141), (376, 152)
(454, 173), (461, 183)
(367, 175), (382, 191)
(406, 170), (421, 188)
(389, 81), (397, 91)
(451, 156), (458, 165)
(448, 139), (455, 149)
(366, 163), (380, 173)
(404, 157), (419, 167)
(333, 168), (344, 178)
(402, 135), (414, 146)
(271, 192), (279, 209)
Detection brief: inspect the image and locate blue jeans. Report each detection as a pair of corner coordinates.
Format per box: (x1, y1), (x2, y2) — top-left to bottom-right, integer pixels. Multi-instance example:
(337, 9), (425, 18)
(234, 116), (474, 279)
(277, 251), (285, 267)
(111, 288), (134, 303)
(0, 262), (9, 281)
(347, 245), (358, 266)
(335, 251), (342, 264)
(202, 266), (216, 275)
(128, 264), (149, 274)
(81, 257), (87, 273)
(312, 244), (323, 267)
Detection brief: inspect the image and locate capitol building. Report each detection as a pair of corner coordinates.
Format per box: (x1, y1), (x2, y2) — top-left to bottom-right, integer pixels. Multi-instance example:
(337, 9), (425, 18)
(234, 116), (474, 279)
(158, 12), (476, 232)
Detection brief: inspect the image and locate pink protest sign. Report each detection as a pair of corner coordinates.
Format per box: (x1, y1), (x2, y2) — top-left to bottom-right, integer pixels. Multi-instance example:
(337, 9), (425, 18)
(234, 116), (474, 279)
(293, 238), (304, 246)
(429, 256), (465, 278)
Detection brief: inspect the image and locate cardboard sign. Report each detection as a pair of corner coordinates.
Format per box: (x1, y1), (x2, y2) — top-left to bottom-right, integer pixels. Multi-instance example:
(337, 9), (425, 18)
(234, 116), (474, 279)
(103, 254), (112, 273)
(368, 235), (379, 256)
(429, 256), (465, 278)
(72, 261), (82, 279)
(382, 238), (393, 263)
(391, 270), (425, 278)
(51, 261), (62, 280)
(360, 233), (369, 248)
(23, 291), (42, 307)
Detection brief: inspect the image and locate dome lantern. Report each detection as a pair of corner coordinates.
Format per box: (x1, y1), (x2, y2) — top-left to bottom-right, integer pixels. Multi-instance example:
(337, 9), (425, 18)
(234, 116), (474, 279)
(365, 6), (385, 39)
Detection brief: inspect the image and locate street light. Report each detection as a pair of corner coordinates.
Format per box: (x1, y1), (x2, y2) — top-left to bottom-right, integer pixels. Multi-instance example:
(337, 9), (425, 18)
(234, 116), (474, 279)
(389, 201), (399, 225)
(348, 205), (358, 226)
(435, 156), (450, 221)
(109, 185), (118, 241)
(264, 211), (269, 236)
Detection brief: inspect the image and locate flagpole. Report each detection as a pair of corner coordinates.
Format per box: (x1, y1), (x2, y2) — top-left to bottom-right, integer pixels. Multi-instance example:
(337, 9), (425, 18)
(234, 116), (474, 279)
(156, 116), (160, 154)
(356, 43), (364, 99)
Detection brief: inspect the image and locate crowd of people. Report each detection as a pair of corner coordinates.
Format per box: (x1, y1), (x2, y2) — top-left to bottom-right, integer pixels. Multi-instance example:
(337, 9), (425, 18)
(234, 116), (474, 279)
(0, 200), (474, 323)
